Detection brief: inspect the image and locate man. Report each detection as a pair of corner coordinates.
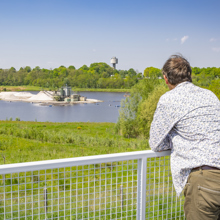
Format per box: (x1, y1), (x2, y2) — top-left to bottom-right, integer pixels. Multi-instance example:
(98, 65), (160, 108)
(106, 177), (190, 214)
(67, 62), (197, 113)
(149, 54), (220, 219)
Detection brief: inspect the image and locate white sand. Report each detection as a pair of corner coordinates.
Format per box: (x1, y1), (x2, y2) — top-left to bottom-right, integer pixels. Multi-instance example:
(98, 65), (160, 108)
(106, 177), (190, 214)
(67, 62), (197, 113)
(0, 91), (102, 104)
(0, 92), (17, 100)
(14, 92), (33, 97)
(28, 91), (53, 101)
(0, 91), (53, 101)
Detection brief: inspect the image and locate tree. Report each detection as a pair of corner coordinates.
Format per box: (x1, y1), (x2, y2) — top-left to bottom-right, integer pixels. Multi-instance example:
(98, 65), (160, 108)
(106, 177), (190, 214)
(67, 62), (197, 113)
(33, 66), (40, 71)
(9, 67), (16, 72)
(64, 78), (70, 86)
(144, 67), (162, 78)
(24, 66), (31, 73)
(115, 78), (163, 137)
(68, 65), (75, 70)
(127, 68), (136, 77)
(209, 79), (220, 99)
(137, 84), (168, 138)
(79, 65), (89, 71)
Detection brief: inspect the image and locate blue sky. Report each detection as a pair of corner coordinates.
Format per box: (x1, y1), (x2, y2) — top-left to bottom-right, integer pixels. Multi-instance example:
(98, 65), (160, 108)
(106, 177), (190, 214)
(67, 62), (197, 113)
(0, 0), (220, 72)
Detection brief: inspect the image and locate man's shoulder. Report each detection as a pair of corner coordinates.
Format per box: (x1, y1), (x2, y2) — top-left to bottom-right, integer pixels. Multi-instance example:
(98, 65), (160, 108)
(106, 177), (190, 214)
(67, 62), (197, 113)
(158, 82), (219, 105)
(187, 83), (219, 102)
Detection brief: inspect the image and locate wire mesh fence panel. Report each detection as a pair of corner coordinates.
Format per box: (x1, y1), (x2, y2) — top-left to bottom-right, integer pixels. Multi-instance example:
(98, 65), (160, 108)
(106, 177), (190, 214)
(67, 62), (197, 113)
(0, 160), (138, 220)
(0, 151), (185, 220)
(146, 156), (185, 220)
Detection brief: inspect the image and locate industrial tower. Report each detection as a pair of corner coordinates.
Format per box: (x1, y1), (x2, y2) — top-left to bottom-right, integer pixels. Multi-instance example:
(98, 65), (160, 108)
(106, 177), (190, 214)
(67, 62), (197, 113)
(110, 57), (118, 69)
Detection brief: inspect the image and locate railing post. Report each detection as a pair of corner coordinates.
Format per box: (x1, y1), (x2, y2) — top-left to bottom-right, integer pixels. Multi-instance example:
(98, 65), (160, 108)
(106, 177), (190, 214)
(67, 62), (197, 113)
(136, 157), (147, 220)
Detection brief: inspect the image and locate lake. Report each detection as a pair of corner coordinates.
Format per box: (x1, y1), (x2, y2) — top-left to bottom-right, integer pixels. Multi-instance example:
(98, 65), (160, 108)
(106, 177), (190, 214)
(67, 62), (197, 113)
(0, 91), (126, 123)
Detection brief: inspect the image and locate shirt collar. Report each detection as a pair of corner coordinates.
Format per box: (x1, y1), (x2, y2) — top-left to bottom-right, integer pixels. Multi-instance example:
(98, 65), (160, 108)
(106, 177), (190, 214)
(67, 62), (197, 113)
(174, 81), (192, 89)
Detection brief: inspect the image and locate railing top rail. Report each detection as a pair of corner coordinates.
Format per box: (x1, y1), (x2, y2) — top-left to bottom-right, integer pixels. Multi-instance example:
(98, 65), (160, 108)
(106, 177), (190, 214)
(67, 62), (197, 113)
(0, 150), (171, 174)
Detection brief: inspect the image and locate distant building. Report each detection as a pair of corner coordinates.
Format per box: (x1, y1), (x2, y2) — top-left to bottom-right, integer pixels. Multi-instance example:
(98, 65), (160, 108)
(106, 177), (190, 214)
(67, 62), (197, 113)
(54, 85), (87, 102)
(110, 57), (118, 69)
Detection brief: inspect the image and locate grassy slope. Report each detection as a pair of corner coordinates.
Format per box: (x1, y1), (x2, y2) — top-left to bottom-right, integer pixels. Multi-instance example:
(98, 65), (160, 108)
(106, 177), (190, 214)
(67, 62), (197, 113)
(0, 121), (149, 165)
(0, 86), (43, 91)
(0, 86), (131, 92)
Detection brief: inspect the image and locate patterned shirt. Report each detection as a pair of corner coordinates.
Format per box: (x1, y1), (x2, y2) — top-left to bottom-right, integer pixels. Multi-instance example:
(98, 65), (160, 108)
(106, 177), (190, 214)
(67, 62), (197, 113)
(149, 81), (220, 196)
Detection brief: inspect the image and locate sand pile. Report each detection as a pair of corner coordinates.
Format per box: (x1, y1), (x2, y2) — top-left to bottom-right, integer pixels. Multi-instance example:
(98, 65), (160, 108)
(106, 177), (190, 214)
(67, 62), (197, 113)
(0, 91), (102, 104)
(0, 92), (16, 100)
(14, 92), (33, 100)
(14, 92), (33, 97)
(0, 91), (53, 101)
(28, 91), (53, 101)
(0, 92), (34, 100)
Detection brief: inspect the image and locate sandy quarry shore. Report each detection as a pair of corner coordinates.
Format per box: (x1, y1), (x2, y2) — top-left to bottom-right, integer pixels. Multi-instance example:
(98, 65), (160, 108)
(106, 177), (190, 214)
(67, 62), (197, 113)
(0, 91), (103, 105)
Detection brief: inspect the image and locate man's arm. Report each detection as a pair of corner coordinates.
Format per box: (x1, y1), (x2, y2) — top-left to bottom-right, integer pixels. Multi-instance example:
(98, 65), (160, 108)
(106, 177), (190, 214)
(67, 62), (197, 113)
(151, 135), (172, 152)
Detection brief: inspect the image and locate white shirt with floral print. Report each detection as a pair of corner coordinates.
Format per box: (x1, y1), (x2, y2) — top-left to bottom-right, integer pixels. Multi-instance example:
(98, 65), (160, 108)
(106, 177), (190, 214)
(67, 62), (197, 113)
(149, 82), (220, 196)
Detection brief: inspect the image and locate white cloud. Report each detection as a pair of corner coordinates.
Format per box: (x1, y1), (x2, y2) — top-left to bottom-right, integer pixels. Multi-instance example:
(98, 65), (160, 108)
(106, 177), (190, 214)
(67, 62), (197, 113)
(210, 38), (217, 42)
(93, 49), (96, 52)
(212, 47), (220, 52)
(181, 36), (189, 44)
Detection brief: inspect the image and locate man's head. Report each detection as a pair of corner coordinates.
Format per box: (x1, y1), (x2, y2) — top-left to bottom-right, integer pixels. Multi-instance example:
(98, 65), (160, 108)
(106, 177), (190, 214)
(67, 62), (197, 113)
(162, 54), (192, 89)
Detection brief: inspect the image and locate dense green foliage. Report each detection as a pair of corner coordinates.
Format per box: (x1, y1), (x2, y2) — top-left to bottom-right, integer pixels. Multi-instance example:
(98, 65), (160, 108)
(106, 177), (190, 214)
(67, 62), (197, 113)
(115, 78), (168, 138)
(0, 63), (142, 89)
(116, 66), (220, 138)
(191, 67), (220, 99)
(0, 64), (219, 94)
(144, 67), (162, 78)
(0, 121), (149, 165)
(192, 67), (220, 87)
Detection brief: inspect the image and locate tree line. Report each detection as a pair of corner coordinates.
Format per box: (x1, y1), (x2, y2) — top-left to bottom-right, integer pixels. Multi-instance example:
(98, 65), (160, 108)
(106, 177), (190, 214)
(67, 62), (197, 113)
(0, 63), (142, 89)
(0, 63), (219, 95)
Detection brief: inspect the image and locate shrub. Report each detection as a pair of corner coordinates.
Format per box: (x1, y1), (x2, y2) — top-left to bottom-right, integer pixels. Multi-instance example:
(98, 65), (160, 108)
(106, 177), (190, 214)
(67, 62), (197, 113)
(209, 79), (220, 100)
(137, 84), (168, 138)
(115, 78), (166, 138)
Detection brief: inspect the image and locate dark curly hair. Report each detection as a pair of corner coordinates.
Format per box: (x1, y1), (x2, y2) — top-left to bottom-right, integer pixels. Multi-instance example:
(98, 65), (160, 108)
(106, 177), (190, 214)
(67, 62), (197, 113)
(162, 54), (192, 85)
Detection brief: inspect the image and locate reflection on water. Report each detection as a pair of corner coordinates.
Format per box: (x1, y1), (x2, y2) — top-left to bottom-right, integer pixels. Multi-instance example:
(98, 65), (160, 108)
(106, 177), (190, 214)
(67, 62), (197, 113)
(0, 92), (126, 123)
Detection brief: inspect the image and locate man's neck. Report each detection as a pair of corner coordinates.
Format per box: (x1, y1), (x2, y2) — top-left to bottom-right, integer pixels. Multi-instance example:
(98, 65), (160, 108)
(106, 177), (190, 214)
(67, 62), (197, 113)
(168, 83), (176, 90)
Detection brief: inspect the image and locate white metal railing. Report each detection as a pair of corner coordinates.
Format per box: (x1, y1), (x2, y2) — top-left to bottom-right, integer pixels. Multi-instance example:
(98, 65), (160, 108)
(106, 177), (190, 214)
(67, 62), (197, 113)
(0, 150), (185, 219)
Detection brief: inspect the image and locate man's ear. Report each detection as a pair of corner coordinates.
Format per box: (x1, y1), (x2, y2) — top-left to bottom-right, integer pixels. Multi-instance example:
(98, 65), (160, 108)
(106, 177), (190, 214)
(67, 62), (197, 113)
(163, 75), (169, 85)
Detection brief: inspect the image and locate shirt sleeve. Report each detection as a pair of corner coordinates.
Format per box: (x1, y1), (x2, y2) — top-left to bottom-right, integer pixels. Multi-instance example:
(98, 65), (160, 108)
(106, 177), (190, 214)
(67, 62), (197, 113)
(149, 99), (174, 152)
(153, 135), (172, 151)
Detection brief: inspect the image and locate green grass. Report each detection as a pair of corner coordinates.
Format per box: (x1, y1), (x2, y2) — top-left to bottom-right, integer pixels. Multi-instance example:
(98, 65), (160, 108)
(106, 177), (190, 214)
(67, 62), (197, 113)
(0, 86), (44, 91)
(0, 121), (149, 165)
(0, 86), (131, 93)
(0, 121), (185, 219)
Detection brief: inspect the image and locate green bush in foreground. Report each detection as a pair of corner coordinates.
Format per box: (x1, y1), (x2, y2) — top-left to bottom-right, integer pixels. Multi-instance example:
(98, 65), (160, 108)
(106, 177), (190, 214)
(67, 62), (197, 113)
(116, 78), (168, 138)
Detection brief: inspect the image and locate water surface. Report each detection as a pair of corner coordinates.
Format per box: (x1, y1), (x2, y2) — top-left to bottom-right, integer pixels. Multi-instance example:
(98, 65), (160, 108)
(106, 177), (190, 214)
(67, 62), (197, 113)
(0, 91), (126, 123)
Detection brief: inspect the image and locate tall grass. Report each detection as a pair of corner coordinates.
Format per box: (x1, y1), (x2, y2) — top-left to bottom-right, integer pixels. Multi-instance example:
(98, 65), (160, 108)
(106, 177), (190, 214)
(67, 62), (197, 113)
(0, 121), (149, 165)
